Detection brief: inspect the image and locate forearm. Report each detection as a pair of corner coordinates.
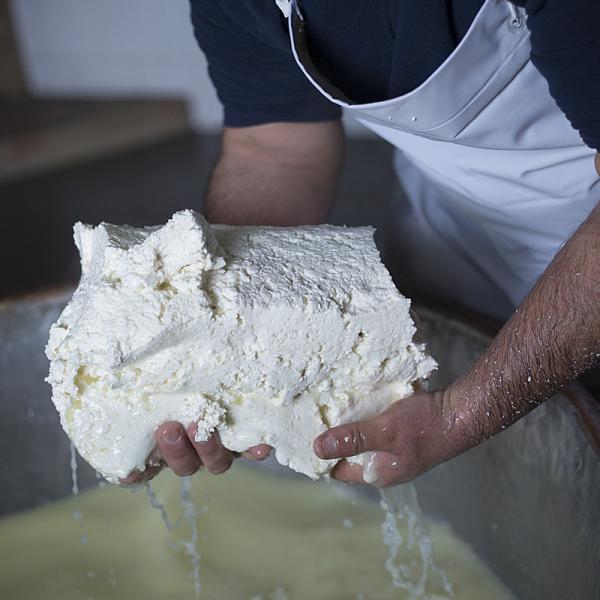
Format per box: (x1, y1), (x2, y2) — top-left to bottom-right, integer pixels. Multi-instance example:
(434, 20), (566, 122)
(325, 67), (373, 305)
(314, 165), (600, 486)
(313, 198), (600, 485)
(448, 199), (600, 444)
(204, 122), (344, 226)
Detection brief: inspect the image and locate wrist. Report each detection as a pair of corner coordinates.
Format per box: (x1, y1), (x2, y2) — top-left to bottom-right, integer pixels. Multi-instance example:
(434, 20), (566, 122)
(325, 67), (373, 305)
(418, 385), (480, 466)
(440, 372), (506, 448)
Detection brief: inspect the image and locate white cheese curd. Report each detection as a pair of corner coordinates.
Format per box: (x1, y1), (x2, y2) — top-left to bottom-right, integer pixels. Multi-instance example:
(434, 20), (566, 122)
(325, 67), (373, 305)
(46, 210), (436, 483)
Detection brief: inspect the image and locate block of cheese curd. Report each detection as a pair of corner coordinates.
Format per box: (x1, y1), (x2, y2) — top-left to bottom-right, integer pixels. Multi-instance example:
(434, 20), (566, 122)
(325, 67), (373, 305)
(46, 210), (436, 483)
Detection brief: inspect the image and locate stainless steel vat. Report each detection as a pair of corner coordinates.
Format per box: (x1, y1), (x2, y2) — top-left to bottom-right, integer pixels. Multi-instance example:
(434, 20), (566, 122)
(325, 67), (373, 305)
(1, 289), (598, 599)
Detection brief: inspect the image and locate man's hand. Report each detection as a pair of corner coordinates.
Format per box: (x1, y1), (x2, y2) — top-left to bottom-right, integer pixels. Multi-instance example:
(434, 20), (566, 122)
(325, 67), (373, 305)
(316, 197), (600, 487)
(122, 425), (271, 485)
(123, 120), (343, 486)
(313, 391), (458, 486)
(314, 385), (488, 487)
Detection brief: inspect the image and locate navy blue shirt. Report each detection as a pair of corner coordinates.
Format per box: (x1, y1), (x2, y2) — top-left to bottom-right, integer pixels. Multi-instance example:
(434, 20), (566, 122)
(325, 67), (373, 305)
(190, 0), (600, 152)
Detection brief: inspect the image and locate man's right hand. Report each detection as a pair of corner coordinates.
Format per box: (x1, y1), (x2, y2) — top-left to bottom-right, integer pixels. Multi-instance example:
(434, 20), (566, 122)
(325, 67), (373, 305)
(122, 120), (342, 486)
(122, 423), (271, 485)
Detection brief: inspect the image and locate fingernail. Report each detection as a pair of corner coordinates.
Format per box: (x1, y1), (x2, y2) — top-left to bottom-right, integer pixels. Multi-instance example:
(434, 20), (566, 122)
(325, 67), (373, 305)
(318, 435), (338, 459)
(180, 469), (197, 477)
(163, 428), (182, 445)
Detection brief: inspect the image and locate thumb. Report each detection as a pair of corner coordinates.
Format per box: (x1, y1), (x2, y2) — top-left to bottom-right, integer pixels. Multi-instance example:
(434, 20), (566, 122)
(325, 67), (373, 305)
(313, 415), (395, 460)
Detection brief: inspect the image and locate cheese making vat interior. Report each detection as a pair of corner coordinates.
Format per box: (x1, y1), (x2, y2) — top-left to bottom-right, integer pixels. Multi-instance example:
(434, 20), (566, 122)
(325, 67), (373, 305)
(1, 290), (599, 600)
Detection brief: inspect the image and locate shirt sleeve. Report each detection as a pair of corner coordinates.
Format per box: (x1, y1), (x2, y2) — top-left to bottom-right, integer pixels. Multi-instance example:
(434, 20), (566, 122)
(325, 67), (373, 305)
(189, 0), (341, 127)
(516, 0), (600, 152)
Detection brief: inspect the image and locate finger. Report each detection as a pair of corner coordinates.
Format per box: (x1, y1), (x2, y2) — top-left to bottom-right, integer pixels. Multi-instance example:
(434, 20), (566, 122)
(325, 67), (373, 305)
(187, 425), (235, 474)
(331, 454), (415, 487)
(313, 415), (394, 460)
(155, 422), (202, 477)
(120, 446), (164, 485)
(121, 461), (164, 486)
(330, 460), (365, 484)
(362, 453), (416, 487)
(243, 444), (272, 461)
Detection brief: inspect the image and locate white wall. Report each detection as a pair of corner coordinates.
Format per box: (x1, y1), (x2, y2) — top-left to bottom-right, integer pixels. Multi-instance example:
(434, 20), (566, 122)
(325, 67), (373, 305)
(10, 0), (224, 130)
(9, 0), (370, 136)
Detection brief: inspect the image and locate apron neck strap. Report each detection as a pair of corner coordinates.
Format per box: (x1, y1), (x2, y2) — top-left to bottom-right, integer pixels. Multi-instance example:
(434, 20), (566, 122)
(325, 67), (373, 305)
(275, 0), (304, 20)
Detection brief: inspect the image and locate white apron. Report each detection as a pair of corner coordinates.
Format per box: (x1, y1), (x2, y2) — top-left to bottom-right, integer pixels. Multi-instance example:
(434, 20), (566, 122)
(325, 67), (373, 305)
(277, 0), (600, 319)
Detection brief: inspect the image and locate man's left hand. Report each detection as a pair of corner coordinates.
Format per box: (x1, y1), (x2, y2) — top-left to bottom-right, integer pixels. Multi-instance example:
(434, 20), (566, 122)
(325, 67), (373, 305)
(313, 389), (471, 487)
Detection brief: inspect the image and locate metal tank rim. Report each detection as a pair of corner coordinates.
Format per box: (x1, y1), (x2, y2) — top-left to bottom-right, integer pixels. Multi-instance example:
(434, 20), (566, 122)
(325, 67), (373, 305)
(2, 285), (599, 457)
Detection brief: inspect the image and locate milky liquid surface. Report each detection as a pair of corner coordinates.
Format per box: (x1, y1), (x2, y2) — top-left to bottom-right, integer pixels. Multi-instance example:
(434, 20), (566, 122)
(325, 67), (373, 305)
(0, 465), (514, 600)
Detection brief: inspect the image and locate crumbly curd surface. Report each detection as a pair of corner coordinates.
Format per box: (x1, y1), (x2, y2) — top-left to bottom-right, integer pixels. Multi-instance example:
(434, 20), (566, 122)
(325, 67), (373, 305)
(46, 211), (435, 482)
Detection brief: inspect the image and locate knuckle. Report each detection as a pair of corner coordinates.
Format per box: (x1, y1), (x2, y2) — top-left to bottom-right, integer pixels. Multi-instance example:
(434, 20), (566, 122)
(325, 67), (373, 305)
(161, 441), (189, 460)
(343, 424), (366, 455)
(376, 414), (400, 451)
